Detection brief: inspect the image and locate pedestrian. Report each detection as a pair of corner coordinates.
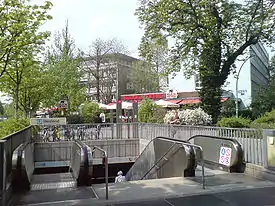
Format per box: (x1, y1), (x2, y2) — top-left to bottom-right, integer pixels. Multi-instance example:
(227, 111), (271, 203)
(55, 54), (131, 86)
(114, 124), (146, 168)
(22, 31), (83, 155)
(100, 112), (106, 123)
(115, 171), (126, 183)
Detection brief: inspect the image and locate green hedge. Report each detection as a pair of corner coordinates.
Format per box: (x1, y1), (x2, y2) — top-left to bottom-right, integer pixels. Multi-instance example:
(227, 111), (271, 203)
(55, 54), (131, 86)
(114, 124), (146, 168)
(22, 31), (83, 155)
(217, 117), (251, 128)
(251, 110), (275, 129)
(0, 118), (30, 138)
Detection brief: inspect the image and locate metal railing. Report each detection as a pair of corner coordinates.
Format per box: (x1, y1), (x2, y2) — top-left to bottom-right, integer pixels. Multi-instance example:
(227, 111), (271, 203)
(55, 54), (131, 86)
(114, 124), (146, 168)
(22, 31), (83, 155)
(157, 137), (205, 189)
(138, 123), (264, 166)
(92, 146), (108, 200)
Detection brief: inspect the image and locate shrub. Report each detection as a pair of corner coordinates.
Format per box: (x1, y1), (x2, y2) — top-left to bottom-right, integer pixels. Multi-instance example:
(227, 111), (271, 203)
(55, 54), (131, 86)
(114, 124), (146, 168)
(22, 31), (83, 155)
(0, 118), (30, 138)
(149, 107), (167, 124)
(67, 114), (83, 124)
(138, 98), (162, 123)
(178, 108), (212, 125)
(251, 110), (275, 129)
(163, 110), (178, 124)
(164, 108), (212, 126)
(217, 117), (251, 128)
(80, 101), (102, 123)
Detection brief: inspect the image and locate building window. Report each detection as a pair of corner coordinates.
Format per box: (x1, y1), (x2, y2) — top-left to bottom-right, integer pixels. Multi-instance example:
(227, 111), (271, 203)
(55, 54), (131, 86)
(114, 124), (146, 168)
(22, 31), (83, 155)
(194, 73), (202, 89)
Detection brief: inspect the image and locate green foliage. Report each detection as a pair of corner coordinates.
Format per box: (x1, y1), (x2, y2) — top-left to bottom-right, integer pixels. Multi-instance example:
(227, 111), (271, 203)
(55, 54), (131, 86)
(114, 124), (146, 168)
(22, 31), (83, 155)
(0, 0), (52, 77)
(67, 114), (83, 124)
(0, 0), (52, 117)
(251, 74), (275, 117)
(220, 99), (236, 118)
(239, 109), (253, 120)
(129, 61), (159, 93)
(138, 98), (163, 123)
(0, 101), (4, 115)
(0, 118), (30, 138)
(217, 117), (251, 128)
(136, 0), (275, 123)
(149, 107), (166, 124)
(43, 21), (85, 111)
(80, 102), (102, 123)
(251, 110), (275, 129)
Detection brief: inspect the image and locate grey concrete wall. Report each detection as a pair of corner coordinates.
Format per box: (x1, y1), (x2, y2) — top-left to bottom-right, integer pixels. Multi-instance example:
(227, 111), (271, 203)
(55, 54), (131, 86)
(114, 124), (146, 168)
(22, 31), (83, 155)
(34, 142), (73, 162)
(84, 139), (139, 158)
(245, 163), (275, 181)
(34, 139), (139, 163)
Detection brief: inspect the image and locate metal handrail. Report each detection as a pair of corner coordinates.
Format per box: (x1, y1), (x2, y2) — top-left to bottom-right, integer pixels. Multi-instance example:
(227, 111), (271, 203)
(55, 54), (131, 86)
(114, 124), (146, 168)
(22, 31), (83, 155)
(92, 146), (108, 200)
(141, 143), (177, 180)
(157, 137), (205, 189)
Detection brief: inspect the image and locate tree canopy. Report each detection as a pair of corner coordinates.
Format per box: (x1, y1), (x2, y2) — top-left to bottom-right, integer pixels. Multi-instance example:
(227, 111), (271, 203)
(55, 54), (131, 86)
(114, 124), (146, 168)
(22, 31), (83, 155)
(43, 21), (86, 112)
(0, 0), (52, 77)
(136, 0), (275, 122)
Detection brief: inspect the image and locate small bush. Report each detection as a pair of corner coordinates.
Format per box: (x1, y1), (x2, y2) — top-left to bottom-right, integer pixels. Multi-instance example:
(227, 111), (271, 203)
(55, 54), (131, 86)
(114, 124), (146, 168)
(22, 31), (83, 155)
(138, 98), (162, 123)
(80, 101), (102, 123)
(164, 108), (212, 126)
(0, 118), (30, 138)
(251, 110), (275, 129)
(178, 108), (212, 125)
(217, 117), (251, 128)
(149, 107), (166, 124)
(67, 114), (83, 124)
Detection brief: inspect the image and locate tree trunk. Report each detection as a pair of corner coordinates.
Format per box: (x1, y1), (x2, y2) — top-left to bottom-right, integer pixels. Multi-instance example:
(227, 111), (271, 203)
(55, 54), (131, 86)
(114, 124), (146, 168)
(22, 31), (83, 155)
(199, 34), (223, 124)
(199, 79), (222, 124)
(96, 62), (100, 102)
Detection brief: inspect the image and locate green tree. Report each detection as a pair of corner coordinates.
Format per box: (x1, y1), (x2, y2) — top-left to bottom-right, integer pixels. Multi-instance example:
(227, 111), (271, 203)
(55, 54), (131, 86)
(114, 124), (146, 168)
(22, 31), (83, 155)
(0, 0), (52, 77)
(80, 101), (102, 123)
(129, 61), (159, 93)
(138, 98), (163, 123)
(136, 0), (275, 123)
(251, 76), (275, 117)
(0, 101), (4, 115)
(44, 21), (85, 112)
(139, 38), (169, 91)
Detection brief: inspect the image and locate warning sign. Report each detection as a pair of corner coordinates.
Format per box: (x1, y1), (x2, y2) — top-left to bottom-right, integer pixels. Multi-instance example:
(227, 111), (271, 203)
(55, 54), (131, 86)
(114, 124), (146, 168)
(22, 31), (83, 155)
(219, 146), (232, 166)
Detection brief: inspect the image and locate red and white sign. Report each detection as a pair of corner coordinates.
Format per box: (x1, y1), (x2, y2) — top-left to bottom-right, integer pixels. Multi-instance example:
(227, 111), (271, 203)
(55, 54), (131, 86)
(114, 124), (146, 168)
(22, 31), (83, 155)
(121, 93), (164, 101)
(219, 146), (232, 166)
(166, 91), (178, 99)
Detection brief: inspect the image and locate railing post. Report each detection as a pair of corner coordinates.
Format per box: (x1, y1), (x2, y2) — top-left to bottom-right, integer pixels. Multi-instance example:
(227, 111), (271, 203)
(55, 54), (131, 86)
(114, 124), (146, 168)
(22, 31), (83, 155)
(200, 148), (205, 189)
(105, 153), (108, 200)
(0, 140), (7, 206)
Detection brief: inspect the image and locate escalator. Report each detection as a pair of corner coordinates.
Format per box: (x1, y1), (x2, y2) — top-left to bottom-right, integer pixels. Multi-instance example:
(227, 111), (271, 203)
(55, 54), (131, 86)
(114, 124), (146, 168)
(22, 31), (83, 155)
(126, 135), (246, 185)
(11, 140), (95, 205)
(125, 137), (197, 181)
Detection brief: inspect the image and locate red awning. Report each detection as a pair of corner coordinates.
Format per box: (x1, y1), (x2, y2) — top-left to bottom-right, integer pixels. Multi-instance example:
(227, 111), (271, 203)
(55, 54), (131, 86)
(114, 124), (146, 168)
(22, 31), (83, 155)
(177, 98), (228, 105)
(165, 99), (183, 104)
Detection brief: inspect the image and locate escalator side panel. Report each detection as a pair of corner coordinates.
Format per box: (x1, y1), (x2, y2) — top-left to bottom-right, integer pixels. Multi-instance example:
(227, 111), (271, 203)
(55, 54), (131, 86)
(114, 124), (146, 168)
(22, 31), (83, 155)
(126, 137), (196, 181)
(189, 135), (245, 173)
(125, 139), (156, 181)
(70, 140), (93, 186)
(12, 142), (34, 192)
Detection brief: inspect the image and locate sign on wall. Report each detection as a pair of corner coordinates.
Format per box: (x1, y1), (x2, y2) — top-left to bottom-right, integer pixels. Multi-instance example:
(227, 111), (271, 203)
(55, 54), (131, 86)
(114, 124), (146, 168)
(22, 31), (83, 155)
(30, 118), (67, 125)
(219, 146), (232, 166)
(166, 91), (178, 99)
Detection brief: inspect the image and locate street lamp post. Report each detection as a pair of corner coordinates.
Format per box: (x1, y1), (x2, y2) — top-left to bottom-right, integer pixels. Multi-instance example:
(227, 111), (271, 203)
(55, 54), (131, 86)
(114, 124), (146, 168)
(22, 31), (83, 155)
(235, 55), (255, 117)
